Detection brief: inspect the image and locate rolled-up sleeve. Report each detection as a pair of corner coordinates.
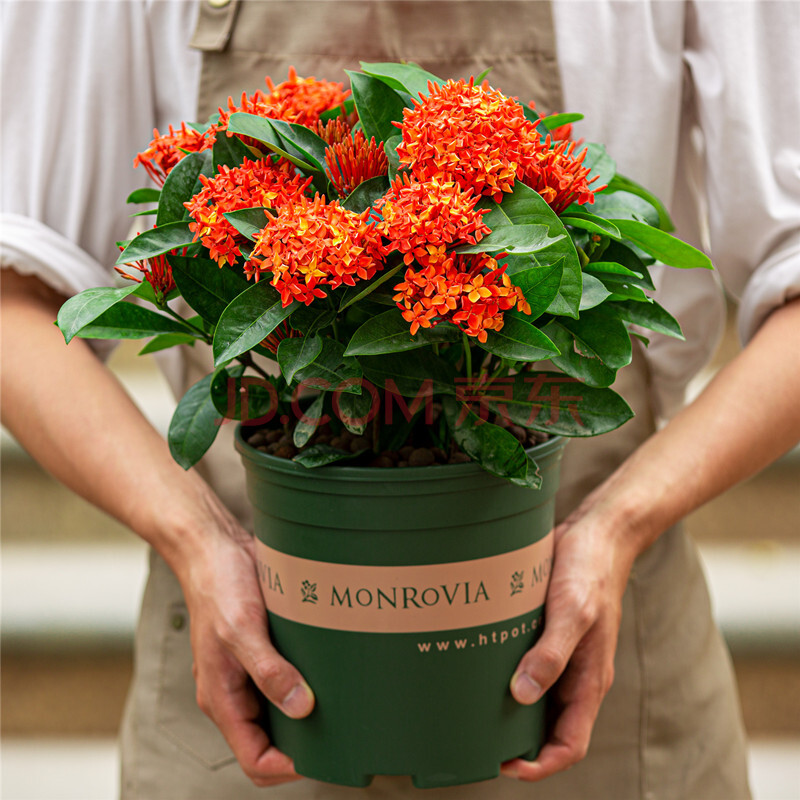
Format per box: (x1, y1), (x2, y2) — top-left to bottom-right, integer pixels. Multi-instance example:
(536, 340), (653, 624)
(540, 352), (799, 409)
(684, 0), (800, 343)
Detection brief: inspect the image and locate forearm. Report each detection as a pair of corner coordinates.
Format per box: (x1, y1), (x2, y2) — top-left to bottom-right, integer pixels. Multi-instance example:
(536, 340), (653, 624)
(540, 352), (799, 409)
(0, 271), (240, 580)
(592, 296), (800, 554)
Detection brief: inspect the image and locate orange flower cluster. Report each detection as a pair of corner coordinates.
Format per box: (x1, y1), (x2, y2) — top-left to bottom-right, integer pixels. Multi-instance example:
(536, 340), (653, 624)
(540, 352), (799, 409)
(325, 131), (389, 199)
(377, 175), (490, 267)
(522, 135), (601, 214)
(115, 250), (178, 303)
(396, 79), (541, 202)
(185, 158), (312, 267)
(315, 117), (353, 146)
(133, 123), (213, 185)
(393, 253), (531, 341)
(249, 195), (383, 306)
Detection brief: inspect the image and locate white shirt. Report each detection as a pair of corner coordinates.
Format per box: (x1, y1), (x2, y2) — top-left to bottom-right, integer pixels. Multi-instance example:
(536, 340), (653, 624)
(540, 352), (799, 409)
(2, 0), (799, 418)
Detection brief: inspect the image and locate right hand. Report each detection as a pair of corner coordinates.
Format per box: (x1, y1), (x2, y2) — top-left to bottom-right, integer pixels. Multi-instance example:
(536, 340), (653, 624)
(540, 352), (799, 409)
(179, 521), (315, 787)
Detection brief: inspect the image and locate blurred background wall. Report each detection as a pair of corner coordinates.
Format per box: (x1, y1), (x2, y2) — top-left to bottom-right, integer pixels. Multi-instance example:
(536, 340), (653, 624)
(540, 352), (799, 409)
(2, 301), (799, 799)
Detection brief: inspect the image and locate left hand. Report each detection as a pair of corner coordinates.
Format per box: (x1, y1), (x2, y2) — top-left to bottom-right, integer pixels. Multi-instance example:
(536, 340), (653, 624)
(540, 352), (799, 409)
(501, 498), (639, 781)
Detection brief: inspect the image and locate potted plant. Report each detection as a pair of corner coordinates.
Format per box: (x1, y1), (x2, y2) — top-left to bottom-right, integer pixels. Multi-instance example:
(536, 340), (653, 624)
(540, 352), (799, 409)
(56, 62), (710, 788)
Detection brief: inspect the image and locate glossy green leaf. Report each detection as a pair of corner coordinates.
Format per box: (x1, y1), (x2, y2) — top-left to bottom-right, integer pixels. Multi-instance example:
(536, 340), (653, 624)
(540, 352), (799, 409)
(442, 396), (540, 489)
(335, 386), (376, 435)
(138, 332), (198, 355)
(577, 143), (616, 189)
(559, 307), (632, 370)
(597, 275), (652, 303)
(612, 219), (713, 269)
(168, 372), (220, 469)
(347, 71), (408, 145)
(294, 393), (326, 448)
(210, 365), (277, 423)
(338, 262), (404, 311)
(223, 207), (271, 241)
(294, 338), (362, 392)
(359, 350), (456, 397)
(318, 97), (356, 122)
(608, 300), (684, 340)
(342, 175), (390, 212)
(345, 310), (461, 356)
(277, 334), (324, 384)
(561, 212), (621, 240)
(481, 317), (559, 362)
(127, 188), (161, 204)
(116, 222), (195, 266)
(585, 260), (654, 290)
(596, 241), (655, 286)
(588, 190), (660, 227)
(456, 224), (562, 255)
(540, 321), (617, 388)
(157, 151), (213, 226)
(169, 255), (249, 325)
(289, 305), (337, 335)
(56, 284), (139, 343)
(385, 135), (402, 181)
(213, 281), (296, 365)
(212, 129), (254, 171)
(579, 273), (613, 310)
(226, 113), (317, 173)
(359, 61), (443, 99)
(540, 112), (584, 130)
(504, 260), (563, 320)
(607, 174), (674, 231)
(292, 444), (365, 468)
(486, 372), (633, 437)
(266, 118), (329, 172)
(71, 301), (188, 340)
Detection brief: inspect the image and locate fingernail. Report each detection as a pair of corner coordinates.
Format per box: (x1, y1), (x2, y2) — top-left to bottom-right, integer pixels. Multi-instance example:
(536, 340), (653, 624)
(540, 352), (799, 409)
(512, 671), (542, 704)
(281, 682), (314, 718)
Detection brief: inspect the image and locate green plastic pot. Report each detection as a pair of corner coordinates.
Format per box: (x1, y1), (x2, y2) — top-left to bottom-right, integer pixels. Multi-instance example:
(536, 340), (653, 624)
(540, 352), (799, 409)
(235, 430), (566, 789)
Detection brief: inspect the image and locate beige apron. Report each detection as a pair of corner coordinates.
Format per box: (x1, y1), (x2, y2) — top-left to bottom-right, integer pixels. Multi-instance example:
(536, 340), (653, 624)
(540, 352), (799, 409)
(120, 2), (750, 797)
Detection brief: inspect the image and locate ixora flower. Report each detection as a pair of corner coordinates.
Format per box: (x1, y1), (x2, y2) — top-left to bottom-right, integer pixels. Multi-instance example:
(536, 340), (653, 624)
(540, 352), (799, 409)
(60, 61), (711, 483)
(248, 194), (384, 306)
(185, 158), (312, 267)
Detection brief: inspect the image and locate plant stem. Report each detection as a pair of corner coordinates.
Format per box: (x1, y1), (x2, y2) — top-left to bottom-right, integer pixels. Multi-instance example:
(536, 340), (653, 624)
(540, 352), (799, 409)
(237, 351), (272, 383)
(161, 306), (211, 342)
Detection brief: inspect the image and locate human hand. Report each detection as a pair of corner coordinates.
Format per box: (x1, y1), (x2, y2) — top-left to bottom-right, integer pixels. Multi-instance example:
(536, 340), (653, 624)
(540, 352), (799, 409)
(179, 523), (315, 787)
(501, 500), (639, 782)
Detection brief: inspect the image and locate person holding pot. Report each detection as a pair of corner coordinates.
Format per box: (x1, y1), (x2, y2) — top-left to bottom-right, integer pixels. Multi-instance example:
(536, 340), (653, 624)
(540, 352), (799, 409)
(2, 1), (799, 798)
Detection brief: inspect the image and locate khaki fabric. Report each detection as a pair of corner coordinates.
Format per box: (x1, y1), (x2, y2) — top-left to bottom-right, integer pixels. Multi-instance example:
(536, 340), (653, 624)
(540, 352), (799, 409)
(120, 2), (750, 797)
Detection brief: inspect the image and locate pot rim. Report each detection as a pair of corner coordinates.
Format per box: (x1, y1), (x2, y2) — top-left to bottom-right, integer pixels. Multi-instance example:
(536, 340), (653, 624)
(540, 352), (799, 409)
(234, 424), (564, 484)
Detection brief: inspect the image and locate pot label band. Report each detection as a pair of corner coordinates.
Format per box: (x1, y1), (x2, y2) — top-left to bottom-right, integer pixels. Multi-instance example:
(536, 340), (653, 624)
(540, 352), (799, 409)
(255, 534), (553, 634)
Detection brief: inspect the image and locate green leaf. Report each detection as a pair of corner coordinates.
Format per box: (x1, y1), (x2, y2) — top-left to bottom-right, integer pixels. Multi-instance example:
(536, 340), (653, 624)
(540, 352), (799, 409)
(71, 302), (189, 340)
(540, 112), (584, 130)
(481, 317), (559, 362)
(342, 175), (390, 212)
(345, 309), (461, 356)
(359, 61), (443, 99)
(585, 260), (654, 291)
(294, 338), (362, 392)
(505, 260), (563, 320)
(385, 135), (402, 181)
(56, 285), (139, 343)
(335, 386), (376, 435)
(157, 151), (214, 226)
(579, 273), (613, 311)
(169, 255), (249, 325)
(577, 143), (616, 189)
(486, 372), (634, 437)
(597, 275), (652, 303)
(127, 188), (161, 204)
(346, 71), (408, 145)
(292, 444), (365, 468)
(289, 305), (337, 335)
(223, 207), (271, 241)
(277, 334), (324, 384)
(595, 241), (655, 287)
(456, 224), (563, 255)
(138, 332), (197, 355)
(266, 118), (329, 172)
(210, 365), (277, 423)
(213, 281), (296, 365)
(359, 350), (456, 397)
(226, 113), (318, 173)
(442, 396), (540, 489)
(212, 130), (254, 171)
(608, 300), (684, 340)
(611, 219), (713, 270)
(607, 174), (674, 231)
(483, 183), (583, 318)
(294, 393), (326, 448)
(338, 262), (404, 311)
(129, 208), (158, 218)
(559, 307), (632, 370)
(168, 372), (220, 469)
(588, 190), (660, 227)
(540, 321), (617, 388)
(560, 212), (621, 240)
(116, 222), (195, 266)
(318, 97), (356, 122)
